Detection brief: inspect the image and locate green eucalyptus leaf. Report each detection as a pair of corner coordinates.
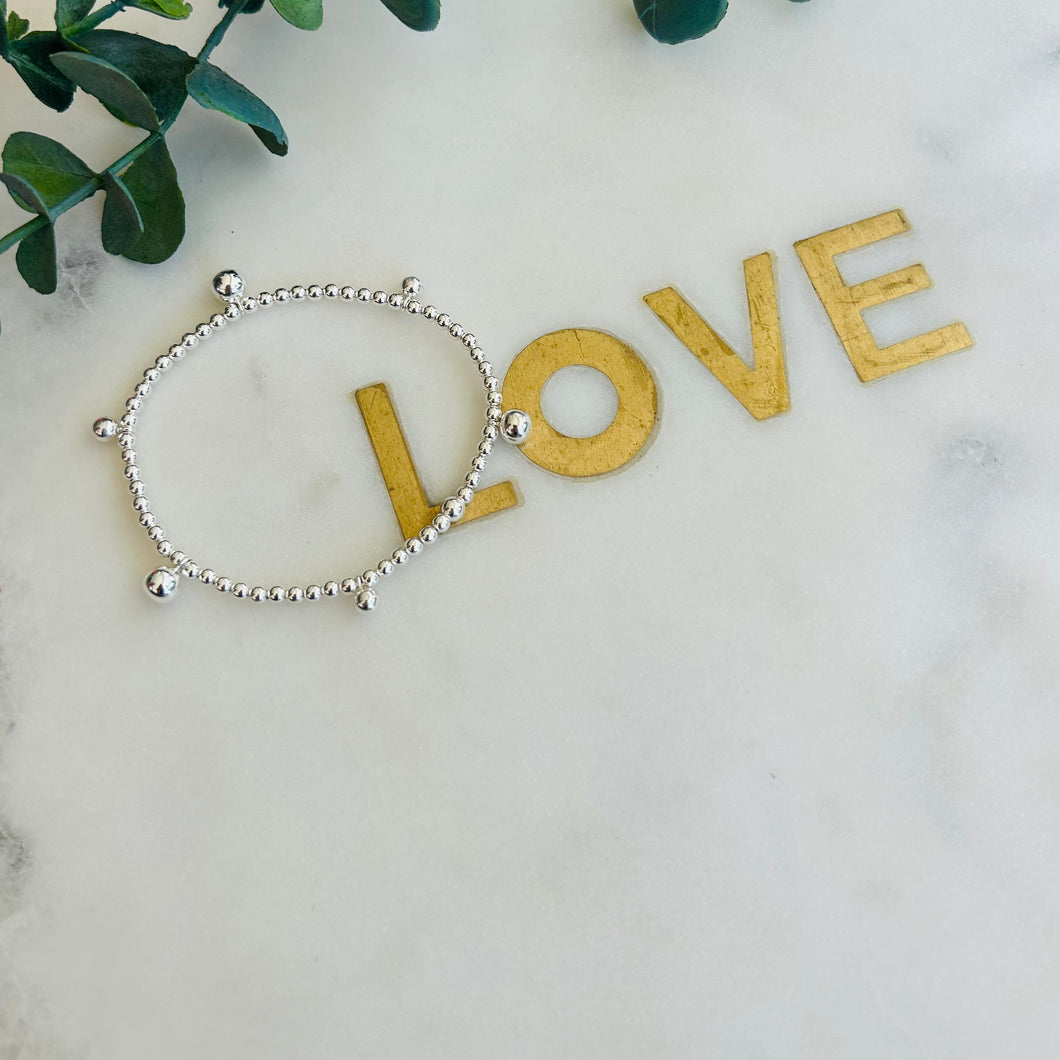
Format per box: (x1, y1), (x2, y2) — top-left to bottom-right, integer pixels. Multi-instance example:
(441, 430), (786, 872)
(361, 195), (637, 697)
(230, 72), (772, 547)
(633, 0), (728, 44)
(125, 0), (193, 18)
(115, 136), (184, 263)
(0, 1), (8, 59)
(100, 171), (144, 254)
(7, 10), (30, 40)
(16, 221), (58, 294)
(6, 31), (76, 110)
(378, 0), (440, 32)
(0, 171), (50, 215)
(220, 0), (267, 10)
(79, 30), (195, 123)
(186, 60), (288, 156)
(51, 51), (160, 129)
(55, 0), (94, 30)
(268, 0), (322, 31)
(2, 131), (94, 211)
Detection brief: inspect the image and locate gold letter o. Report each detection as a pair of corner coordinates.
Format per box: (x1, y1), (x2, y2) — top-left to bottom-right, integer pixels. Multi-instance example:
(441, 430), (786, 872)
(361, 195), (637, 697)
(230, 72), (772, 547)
(502, 329), (659, 478)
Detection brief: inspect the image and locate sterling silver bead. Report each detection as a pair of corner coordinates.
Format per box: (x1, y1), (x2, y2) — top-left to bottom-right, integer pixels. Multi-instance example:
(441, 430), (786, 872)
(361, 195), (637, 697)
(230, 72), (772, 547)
(269, 585), (285, 601)
(377, 559), (394, 577)
(440, 496), (464, 521)
(145, 567), (178, 600)
(340, 286), (355, 300)
(251, 586), (268, 602)
(361, 570), (379, 588)
(287, 586), (304, 602)
(356, 288), (371, 302)
(223, 303), (241, 320)
(232, 583), (250, 598)
(419, 525), (438, 545)
(355, 588), (377, 611)
(405, 537), (424, 555)
(308, 285), (323, 299)
(402, 276), (422, 296)
(93, 417), (118, 440)
(196, 323), (212, 339)
(392, 547), (409, 565)
(182, 332), (198, 349)
(501, 409), (533, 444)
(292, 285), (307, 300)
(324, 284), (339, 299)
(372, 290), (387, 304)
(388, 293), (404, 308)
(305, 584), (322, 600)
(432, 513), (452, 534)
(213, 270), (244, 301)
(457, 486), (474, 504)
(215, 577), (232, 593)
(323, 581), (340, 597)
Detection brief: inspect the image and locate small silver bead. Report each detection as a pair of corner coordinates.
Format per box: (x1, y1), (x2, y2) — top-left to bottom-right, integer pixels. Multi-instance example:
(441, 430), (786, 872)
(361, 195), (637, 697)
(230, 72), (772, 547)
(377, 560), (394, 577)
(124, 464), (140, 480)
(422, 305), (438, 320)
(392, 547), (409, 565)
(129, 479), (145, 496)
(388, 292), (404, 308)
(465, 470), (481, 489)
(487, 391), (503, 407)
(250, 586), (268, 602)
(402, 276), (422, 296)
(269, 585), (285, 601)
(340, 286), (355, 301)
(419, 525), (438, 545)
(308, 285), (323, 299)
(196, 323), (212, 339)
(241, 297), (259, 313)
(432, 513), (452, 534)
(471, 455), (487, 471)
(372, 290), (387, 304)
(213, 270), (244, 301)
(123, 448), (138, 464)
(323, 581), (340, 597)
(486, 406), (503, 423)
(183, 563), (199, 579)
(305, 584), (322, 600)
(134, 381), (151, 398)
(139, 512), (156, 528)
(169, 344), (184, 359)
(119, 415), (137, 432)
(155, 355), (172, 371)
(157, 540), (174, 557)
(471, 347), (486, 363)
(478, 360), (493, 377)
(145, 567), (178, 600)
(478, 439), (493, 456)
(224, 303), (241, 320)
(449, 323), (464, 339)
(405, 537), (423, 555)
(148, 525), (165, 542)
(323, 284), (339, 299)
(216, 577), (233, 593)
(232, 583), (250, 599)
(501, 408), (533, 445)
(258, 291), (274, 306)
(200, 569), (217, 585)
(437, 313), (451, 328)
(170, 550), (186, 567)
(441, 496), (465, 521)
(132, 495), (149, 511)
(275, 288), (291, 302)
(125, 397), (142, 412)
(182, 332), (198, 350)
(341, 577), (358, 593)
(361, 570), (379, 588)
(287, 586), (305, 602)
(457, 485), (474, 504)
(142, 368), (159, 383)
(483, 424), (499, 440)
(355, 588), (377, 612)
(356, 288), (371, 302)
(484, 376), (500, 392)
(292, 285), (307, 300)
(406, 299), (422, 314)
(92, 417), (118, 440)
(462, 333), (477, 349)
(209, 313), (226, 331)
(118, 431), (134, 448)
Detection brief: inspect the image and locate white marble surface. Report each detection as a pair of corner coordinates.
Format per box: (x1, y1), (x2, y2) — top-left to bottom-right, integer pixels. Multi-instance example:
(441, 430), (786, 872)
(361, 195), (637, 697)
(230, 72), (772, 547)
(1, 0), (1059, 1056)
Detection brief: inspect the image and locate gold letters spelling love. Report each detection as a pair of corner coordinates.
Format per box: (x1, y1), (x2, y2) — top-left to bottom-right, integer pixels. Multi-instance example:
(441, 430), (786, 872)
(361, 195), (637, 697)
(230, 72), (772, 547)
(357, 209), (973, 538)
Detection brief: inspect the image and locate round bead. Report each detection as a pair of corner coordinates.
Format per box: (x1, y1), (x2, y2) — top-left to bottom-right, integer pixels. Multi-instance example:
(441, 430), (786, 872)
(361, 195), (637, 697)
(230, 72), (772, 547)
(132, 495), (149, 512)
(340, 286), (355, 300)
(341, 578), (358, 594)
(148, 525), (165, 542)
(484, 376), (500, 392)
(139, 512), (156, 528)
(125, 397), (142, 412)
(471, 347), (486, 363)
(466, 470), (481, 489)
(406, 299), (422, 314)
(183, 563), (200, 580)
(145, 567), (178, 600)
(437, 313), (451, 328)
(258, 291), (274, 306)
(422, 305), (438, 320)
(308, 285), (323, 299)
(213, 270), (244, 301)
(216, 577), (232, 593)
(241, 297), (258, 313)
(129, 480), (146, 496)
(155, 355), (172, 371)
(483, 424), (499, 441)
(478, 440), (493, 457)
(232, 583), (250, 599)
(478, 360), (493, 377)
(182, 333), (198, 350)
(449, 323), (464, 339)
(169, 344), (185, 360)
(405, 537), (423, 555)
(196, 323), (212, 340)
(291, 285), (306, 300)
(143, 368), (159, 383)
(402, 276), (422, 296)
(157, 540), (174, 557)
(224, 303), (241, 320)
(124, 465), (140, 480)
(269, 585), (285, 601)
(486, 406), (502, 422)
(440, 496), (464, 521)
(462, 333), (477, 349)
(432, 513), (452, 534)
(123, 448), (138, 465)
(419, 525), (438, 545)
(356, 288), (371, 302)
(250, 586), (268, 603)
(287, 586), (305, 602)
(170, 550), (187, 567)
(323, 581), (340, 597)
(388, 293), (404, 308)
(471, 455), (487, 471)
(92, 417), (118, 440)
(355, 588), (377, 612)
(209, 313), (226, 331)
(457, 486), (474, 504)
(305, 584), (322, 600)
(118, 431), (134, 448)
(501, 409), (533, 445)
(372, 290), (387, 304)
(488, 391), (503, 406)
(275, 288), (291, 302)
(392, 548), (409, 565)
(199, 569), (217, 585)
(377, 559), (394, 577)
(134, 382), (151, 398)
(361, 570), (379, 588)
(324, 284), (339, 299)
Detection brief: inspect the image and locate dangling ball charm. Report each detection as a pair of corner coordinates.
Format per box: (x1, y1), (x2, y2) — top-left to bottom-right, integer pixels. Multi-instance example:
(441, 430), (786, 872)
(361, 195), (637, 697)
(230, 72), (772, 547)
(212, 270), (245, 302)
(355, 588), (378, 612)
(145, 567), (179, 600)
(500, 409), (532, 445)
(92, 416), (118, 440)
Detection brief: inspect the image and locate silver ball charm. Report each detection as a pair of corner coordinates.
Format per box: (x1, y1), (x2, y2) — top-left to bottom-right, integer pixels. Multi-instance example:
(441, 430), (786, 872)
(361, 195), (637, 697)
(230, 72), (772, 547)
(145, 567), (179, 600)
(93, 416), (118, 440)
(355, 588), (377, 612)
(402, 276), (422, 296)
(501, 409), (532, 445)
(212, 270), (245, 302)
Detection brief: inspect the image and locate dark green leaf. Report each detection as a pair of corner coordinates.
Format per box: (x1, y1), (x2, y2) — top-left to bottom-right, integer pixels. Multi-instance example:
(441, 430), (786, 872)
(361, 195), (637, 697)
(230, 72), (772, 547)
(378, 0), (440, 31)
(116, 136), (184, 263)
(125, 0), (193, 17)
(55, 0), (93, 30)
(220, 0), (267, 11)
(7, 10), (30, 40)
(0, 0), (8, 59)
(0, 171), (49, 215)
(100, 171), (144, 254)
(633, 0), (728, 44)
(51, 51), (160, 129)
(268, 0), (322, 31)
(3, 131), (94, 211)
(186, 60), (288, 156)
(79, 30), (195, 123)
(16, 221), (58, 294)
(6, 31), (76, 110)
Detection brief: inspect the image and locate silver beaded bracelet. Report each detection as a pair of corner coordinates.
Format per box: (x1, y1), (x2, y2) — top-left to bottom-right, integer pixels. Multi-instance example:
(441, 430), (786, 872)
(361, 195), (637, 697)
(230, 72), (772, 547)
(92, 270), (532, 613)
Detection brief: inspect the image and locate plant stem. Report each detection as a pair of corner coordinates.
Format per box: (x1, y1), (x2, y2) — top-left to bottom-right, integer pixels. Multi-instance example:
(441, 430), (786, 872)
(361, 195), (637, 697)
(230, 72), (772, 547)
(199, 0), (246, 63)
(64, 1), (127, 37)
(0, 216), (47, 256)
